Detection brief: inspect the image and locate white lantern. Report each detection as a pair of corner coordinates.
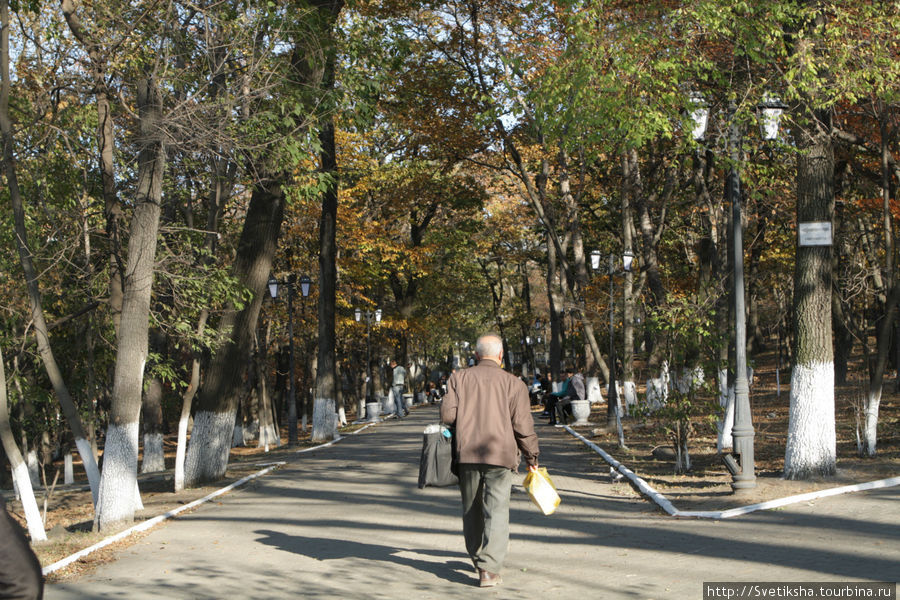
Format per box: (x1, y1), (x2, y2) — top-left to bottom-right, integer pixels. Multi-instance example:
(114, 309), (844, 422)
(299, 275), (312, 297)
(757, 94), (788, 141)
(688, 91), (709, 141)
(623, 250), (635, 273)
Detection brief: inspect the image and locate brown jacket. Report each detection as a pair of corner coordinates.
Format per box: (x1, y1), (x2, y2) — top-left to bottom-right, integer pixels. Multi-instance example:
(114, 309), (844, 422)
(440, 360), (539, 470)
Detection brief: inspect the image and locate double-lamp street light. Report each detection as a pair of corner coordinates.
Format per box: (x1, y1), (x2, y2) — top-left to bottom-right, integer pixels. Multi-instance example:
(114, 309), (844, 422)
(355, 308), (382, 408)
(268, 273), (312, 446)
(689, 90), (787, 491)
(591, 249), (634, 445)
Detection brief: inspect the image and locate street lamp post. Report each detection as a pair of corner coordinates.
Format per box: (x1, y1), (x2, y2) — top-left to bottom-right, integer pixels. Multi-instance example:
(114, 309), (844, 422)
(689, 91), (785, 491)
(725, 104), (756, 490)
(355, 307), (382, 416)
(268, 273), (312, 446)
(594, 251), (633, 446)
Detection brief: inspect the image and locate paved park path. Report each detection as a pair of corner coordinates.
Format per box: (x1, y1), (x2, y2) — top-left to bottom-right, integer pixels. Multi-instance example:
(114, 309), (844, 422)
(47, 405), (899, 599)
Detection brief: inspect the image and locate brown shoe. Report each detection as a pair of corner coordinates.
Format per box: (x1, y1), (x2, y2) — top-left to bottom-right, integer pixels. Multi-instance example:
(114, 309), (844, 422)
(478, 568), (502, 588)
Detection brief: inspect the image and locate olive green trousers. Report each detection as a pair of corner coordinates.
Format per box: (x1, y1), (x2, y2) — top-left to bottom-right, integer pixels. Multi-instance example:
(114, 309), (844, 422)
(458, 464), (513, 574)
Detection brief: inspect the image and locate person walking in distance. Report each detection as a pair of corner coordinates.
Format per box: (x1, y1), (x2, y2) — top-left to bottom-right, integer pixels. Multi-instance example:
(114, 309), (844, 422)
(390, 359), (408, 419)
(440, 334), (540, 588)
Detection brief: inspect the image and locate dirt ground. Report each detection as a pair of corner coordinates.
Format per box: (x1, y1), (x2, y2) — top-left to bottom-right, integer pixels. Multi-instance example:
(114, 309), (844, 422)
(583, 358), (900, 512)
(5, 359), (899, 581)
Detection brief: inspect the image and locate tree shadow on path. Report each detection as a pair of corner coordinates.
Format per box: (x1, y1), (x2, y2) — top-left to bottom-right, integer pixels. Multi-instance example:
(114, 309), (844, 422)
(254, 530), (476, 586)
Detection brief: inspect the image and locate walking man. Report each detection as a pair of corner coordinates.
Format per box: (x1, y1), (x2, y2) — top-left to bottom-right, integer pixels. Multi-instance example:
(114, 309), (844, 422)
(440, 334), (540, 588)
(390, 359), (408, 419)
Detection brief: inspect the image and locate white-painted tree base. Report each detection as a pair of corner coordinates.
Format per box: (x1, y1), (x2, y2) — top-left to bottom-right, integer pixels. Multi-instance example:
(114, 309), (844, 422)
(75, 437), (100, 506)
(12, 461), (46, 541)
(184, 410), (235, 486)
(174, 413), (190, 492)
(311, 397), (336, 443)
(717, 368), (734, 451)
(623, 381), (636, 413)
(141, 433), (165, 474)
(64, 453), (74, 485)
(257, 422), (280, 451)
(95, 421), (141, 529)
(586, 377), (603, 404)
(785, 361), (836, 479)
(26, 449), (40, 487)
(864, 388), (882, 456)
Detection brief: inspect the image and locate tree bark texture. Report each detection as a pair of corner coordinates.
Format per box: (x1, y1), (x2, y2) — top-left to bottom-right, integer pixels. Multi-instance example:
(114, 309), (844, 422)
(184, 180), (284, 485)
(311, 0), (344, 442)
(60, 0), (125, 331)
(558, 149), (610, 382)
(95, 77), (165, 529)
(622, 152), (638, 408)
(141, 377), (165, 474)
(546, 231), (564, 383)
(174, 309), (207, 492)
(312, 118), (339, 442)
(784, 113), (836, 480)
(1, 2), (101, 506)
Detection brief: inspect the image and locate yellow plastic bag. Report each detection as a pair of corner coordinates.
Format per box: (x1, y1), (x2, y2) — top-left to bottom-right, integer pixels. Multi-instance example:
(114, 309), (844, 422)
(523, 467), (560, 515)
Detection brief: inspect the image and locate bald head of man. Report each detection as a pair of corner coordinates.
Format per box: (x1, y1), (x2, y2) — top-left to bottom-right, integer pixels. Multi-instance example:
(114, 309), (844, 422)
(475, 334), (503, 365)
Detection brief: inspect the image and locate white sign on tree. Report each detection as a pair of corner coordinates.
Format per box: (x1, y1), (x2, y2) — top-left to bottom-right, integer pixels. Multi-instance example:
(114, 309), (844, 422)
(798, 222), (833, 247)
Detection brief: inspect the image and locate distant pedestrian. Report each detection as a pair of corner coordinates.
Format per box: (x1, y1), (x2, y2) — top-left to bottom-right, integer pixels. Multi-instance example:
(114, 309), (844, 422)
(0, 504), (43, 599)
(440, 334), (540, 588)
(390, 359), (408, 419)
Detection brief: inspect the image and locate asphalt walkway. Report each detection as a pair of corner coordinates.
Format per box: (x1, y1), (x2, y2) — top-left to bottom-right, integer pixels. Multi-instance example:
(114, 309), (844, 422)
(47, 405), (899, 599)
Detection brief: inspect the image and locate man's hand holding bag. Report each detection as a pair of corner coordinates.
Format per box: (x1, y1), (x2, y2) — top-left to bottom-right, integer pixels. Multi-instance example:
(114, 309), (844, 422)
(523, 466), (560, 515)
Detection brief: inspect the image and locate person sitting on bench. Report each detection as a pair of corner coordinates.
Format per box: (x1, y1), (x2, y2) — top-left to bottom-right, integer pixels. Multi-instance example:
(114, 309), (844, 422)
(546, 366), (584, 425)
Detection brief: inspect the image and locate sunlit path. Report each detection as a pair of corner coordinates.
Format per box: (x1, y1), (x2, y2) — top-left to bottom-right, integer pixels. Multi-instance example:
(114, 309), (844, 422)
(45, 405), (899, 599)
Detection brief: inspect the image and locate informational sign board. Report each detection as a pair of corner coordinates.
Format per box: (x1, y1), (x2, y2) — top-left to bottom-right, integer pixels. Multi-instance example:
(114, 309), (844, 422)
(798, 222), (833, 247)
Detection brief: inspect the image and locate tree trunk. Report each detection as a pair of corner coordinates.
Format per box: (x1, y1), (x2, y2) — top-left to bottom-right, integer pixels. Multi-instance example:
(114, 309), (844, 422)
(0, 4), (100, 506)
(184, 181), (284, 486)
(630, 148), (670, 367)
(622, 152), (639, 409)
(312, 118), (339, 442)
(140, 330), (166, 474)
(0, 349), (46, 541)
(784, 110), (836, 480)
(174, 309), (207, 492)
(140, 378), (165, 474)
(558, 150), (610, 382)
(310, 0), (343, 443)
(257, 322), (279, 450)
(864, 282), (900, 455)
(95, 77), (165, 529)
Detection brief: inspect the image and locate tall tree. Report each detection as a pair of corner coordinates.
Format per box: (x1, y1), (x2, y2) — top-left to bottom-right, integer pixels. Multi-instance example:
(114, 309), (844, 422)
(784, 5), (837, 479)
(94, 77), (166, 528)
(310, 0), (344, 443)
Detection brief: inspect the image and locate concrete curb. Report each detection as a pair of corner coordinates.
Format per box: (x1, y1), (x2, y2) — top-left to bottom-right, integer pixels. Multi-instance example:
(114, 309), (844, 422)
(564, 426), (900, 519)
(43, 422), (376, 576)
